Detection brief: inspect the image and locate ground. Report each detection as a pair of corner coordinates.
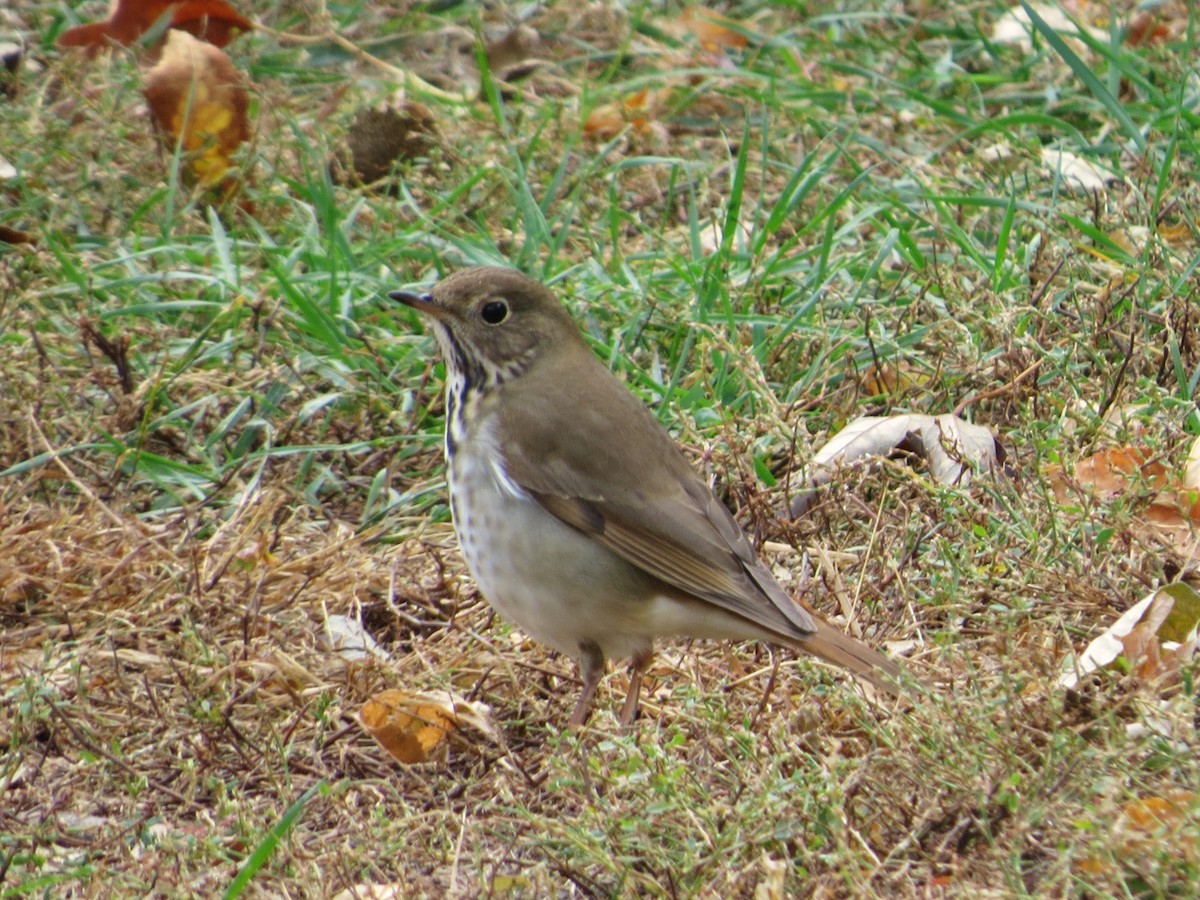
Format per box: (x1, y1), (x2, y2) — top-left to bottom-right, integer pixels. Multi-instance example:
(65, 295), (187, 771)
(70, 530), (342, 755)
(1, 1), (1198, 897)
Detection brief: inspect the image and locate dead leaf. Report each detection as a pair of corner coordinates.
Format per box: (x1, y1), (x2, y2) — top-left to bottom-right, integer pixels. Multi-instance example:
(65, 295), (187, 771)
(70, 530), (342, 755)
(1049, 446), (1168, 503)
(1158, 219), (1193, 249)
(322, 612), (390, 664)
(60, 0), (253, 53)
(142, 29), (250, 194)
(991, 3), (1104, 54)
(1118, 792), (1199, 836)
(1059, 583), (1200, 688)
(669, 7), (749, 53)
(484, 25), (544, 82)
(583, 89), (668, 140)
(791, 413), (1002, 518)
(1125, 11), (1171, 48)
(1183, 435), (1200, 490)
(860, 363), (924, 397)
(1079, 791), (1200, 876)
(1040, 148), (1116, 195)
(1051, 441), (1200, 563)
(338, 103), (437, 186)
(359, 689), (497, 765)
(0, 223), (35, 245)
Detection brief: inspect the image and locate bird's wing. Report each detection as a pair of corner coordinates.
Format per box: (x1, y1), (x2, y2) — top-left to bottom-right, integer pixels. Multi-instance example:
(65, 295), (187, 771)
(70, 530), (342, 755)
(497, 366), (817, 640)
(533, 485), (817, 638)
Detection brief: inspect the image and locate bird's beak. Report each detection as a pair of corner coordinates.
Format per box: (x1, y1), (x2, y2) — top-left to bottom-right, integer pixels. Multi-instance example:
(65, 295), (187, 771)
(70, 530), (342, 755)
(389, 290), (449, 320)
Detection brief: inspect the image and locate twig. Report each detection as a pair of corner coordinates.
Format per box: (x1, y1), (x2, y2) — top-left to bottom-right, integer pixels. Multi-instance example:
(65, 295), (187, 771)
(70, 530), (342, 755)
(260, 25), (471, 103)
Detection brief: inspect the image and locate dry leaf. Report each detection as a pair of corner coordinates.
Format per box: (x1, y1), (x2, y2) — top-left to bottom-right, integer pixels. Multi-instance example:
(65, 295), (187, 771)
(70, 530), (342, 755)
(860, 362), (924, 397)
(991, 3), (1103, 54)
(0, 223), (35, 245)
(670, 7), (749, 53)
(583, 89), (667, 140)
(1040, 148), (1116, 195)
(1059, 583), (1200, 688)
(322, 613), (390, 664)
(1051, 442), (1200, 562)
(1118, 792), (1199, 836)
(1049, 446), (1168, 503)
(1157, 219), (1193, 249)
(60, 0), (253, 53)
(142, 29), (250, 193)
(338, 103), (437, 186)
(791, 413), (1002, 518)
(359, 689), (496, 765)
(1125, 11), (1171, 48)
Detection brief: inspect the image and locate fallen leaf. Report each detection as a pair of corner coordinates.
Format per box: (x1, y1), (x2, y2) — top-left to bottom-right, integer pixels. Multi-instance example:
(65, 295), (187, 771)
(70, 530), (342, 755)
(583, 89), (667, 140)
(1157, 219), (1193, 249)
(0, 224), (35, 245)
(1059, 583), (1200, 688)
(860, 362), (925, 397)
(1118, 792), (1199, 836)
(359, 689), (497, 765)
(1040, 148), (1116, 195)
(60, 0), (253, 53)
(322, 612), (390, 664)
(1182, 434), (1200, 490)
(337, 103), (437, 186)
(1078, 791), (1200, 877)
(484, 25), (544, 82)
(669, 7), (749, 53)
(1124, 11), (1171, 48)
(1049, 446), (1168, 503)
(991, 3), (1103, 54)
(142, 29), (250, 194)
(791, 413), (1002, 518)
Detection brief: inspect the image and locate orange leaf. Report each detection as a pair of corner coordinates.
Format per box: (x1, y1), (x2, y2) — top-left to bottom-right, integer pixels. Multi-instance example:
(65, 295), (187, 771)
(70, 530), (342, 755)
(675, 6), (748, 52)
(1119, 792), (1199, 835)
(142, 29), (250, 191)
(60, 0), (252, 53)
(1125, 11), (1170, 48)
(1050, 446), (1168, 503)
(360, 690), (456, 765)
(583, 89), (668, 140)
(1158, 219), (1193, 248)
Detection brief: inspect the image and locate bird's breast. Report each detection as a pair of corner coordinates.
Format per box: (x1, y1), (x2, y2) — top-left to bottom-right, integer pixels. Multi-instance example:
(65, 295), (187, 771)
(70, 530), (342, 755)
(445, 413), (666, 661)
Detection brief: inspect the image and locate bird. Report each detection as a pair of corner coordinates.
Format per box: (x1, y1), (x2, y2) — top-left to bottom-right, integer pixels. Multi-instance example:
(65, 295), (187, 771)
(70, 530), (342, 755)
(391, 266), (911, 726)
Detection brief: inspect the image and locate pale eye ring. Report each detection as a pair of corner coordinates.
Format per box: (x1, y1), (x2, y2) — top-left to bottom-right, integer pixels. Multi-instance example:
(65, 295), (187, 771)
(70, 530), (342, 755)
(480, 300), (509, 325)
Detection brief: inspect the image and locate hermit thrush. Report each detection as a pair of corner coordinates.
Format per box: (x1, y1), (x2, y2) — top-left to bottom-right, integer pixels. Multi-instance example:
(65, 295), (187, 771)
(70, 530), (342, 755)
(392, 267), (909, 726)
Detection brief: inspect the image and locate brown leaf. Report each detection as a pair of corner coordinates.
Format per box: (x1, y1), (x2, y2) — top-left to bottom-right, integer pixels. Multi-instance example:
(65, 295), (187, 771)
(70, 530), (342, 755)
(358, 689), (495, 765)
(360, 690), (456, 765)
(1120, 792), (1200, 834)
(142, 30), (250, 194)
(671, 7), (748, 53)
(583, 89), (667, 140)
(0, 224), (35, 245)
(860, 362), (924, 397)
(1125, 11), (1171, 48)
(60, 0), (253, 53)
(1049, 446), (1168, 503)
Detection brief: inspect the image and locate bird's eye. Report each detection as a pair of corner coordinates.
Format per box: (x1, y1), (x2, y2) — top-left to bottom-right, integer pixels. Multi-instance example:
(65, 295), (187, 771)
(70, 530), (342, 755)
(480, 300), (509, 325)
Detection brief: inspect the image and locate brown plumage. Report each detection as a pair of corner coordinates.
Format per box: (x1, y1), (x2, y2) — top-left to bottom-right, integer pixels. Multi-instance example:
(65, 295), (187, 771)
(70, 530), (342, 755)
(394, 267), (911, 725)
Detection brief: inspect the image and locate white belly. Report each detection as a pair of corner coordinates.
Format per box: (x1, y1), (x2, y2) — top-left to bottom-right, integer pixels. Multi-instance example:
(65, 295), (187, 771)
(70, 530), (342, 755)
(448, 446), (652, 661)
(446, 429), (768, 665)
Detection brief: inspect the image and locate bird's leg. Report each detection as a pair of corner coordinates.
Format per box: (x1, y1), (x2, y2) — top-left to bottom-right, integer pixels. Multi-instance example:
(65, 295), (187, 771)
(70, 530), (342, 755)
(570, 642), (607, 728)
(618, 647), (654, 727)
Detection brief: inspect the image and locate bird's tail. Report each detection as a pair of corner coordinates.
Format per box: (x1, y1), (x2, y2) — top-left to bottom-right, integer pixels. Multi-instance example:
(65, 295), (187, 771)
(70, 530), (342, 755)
(788, 619), (914, 697)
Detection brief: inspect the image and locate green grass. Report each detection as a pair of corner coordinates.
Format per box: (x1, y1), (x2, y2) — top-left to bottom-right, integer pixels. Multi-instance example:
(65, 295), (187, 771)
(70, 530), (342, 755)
(2, 0), (1199, 896)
